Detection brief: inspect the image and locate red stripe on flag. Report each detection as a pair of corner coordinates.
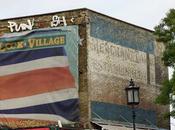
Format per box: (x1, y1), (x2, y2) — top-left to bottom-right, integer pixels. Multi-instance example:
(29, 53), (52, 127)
(0, 67), (75, 99)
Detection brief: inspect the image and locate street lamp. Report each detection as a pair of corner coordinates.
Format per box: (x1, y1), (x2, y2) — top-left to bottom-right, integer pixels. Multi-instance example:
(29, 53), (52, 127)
(125, 79), (140, 130)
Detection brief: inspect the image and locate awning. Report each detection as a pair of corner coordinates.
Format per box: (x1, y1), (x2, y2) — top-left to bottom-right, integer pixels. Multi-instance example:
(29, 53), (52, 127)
(91, 121), (159, 130)
(99, 124), (143, 130)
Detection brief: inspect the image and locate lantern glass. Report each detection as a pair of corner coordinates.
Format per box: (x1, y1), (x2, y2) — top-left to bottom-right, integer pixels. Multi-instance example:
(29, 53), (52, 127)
(133, 89), (139, 103)
(127, 89), (134, 103)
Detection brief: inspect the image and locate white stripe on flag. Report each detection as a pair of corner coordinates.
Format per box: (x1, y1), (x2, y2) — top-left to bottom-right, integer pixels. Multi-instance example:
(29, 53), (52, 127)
(0, 56), (69, 76)
(0, 88), (78, 110)
(0, 114), (72, 123)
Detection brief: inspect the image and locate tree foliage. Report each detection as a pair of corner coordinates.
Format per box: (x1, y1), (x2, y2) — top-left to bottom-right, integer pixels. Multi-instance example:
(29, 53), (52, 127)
(154, 9), (175, 117)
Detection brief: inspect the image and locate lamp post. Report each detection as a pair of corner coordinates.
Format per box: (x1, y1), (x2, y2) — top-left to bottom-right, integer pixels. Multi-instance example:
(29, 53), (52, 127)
(125, 79), (140, 130)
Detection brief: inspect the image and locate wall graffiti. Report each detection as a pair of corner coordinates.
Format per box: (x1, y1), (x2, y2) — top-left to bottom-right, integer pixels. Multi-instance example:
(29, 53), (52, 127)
(8, 19), (34, 32)
(7, 15), (74, 33)
(51, 15), (67, 27)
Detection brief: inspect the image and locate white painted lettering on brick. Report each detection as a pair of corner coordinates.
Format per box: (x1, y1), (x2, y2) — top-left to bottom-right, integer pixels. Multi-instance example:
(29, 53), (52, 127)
(88, 37), (156, 84)
(51, 15), (67, 27)
(8, 19), (34, 32)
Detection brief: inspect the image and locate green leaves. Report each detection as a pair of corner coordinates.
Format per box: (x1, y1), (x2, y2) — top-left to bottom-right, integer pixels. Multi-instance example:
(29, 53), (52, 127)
(154, 9), (175, 46)
(154, 9), (175, 68)
(162, 44), (175, 67)
(155, 80), (172, 105)
(154, 8), (175, 117)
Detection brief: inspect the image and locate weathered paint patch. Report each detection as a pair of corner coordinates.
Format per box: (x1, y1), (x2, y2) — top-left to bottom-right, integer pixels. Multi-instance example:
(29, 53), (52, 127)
(91, 101), (156, 126)
(90, 13), (154, 54)
(88, 37), (156, 84)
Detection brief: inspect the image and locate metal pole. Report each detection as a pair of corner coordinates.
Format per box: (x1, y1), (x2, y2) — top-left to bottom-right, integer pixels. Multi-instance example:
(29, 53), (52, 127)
(132, 105), (136, 130)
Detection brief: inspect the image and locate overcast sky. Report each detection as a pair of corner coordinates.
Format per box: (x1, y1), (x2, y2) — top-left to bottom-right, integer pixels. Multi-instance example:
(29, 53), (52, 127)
(0, 0), (175, 30)
(0, 0), (175, 129)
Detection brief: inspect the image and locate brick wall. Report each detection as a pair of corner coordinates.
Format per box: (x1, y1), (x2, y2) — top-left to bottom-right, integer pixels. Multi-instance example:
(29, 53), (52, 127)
(87, 10), (169, 129)
(0, 8), (169, 129)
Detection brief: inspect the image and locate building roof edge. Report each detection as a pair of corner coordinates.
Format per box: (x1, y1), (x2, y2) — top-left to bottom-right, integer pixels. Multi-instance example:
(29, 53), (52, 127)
(0, 8), (154, 33)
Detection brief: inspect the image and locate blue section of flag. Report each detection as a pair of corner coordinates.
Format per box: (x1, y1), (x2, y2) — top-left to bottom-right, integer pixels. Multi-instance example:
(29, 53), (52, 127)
(0, 47), (66, 66)
(0, 99), (79, 121)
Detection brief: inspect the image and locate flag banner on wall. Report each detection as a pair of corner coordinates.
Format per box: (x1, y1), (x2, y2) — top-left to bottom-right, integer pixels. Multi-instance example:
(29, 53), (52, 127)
(0, 26), (79, 129)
